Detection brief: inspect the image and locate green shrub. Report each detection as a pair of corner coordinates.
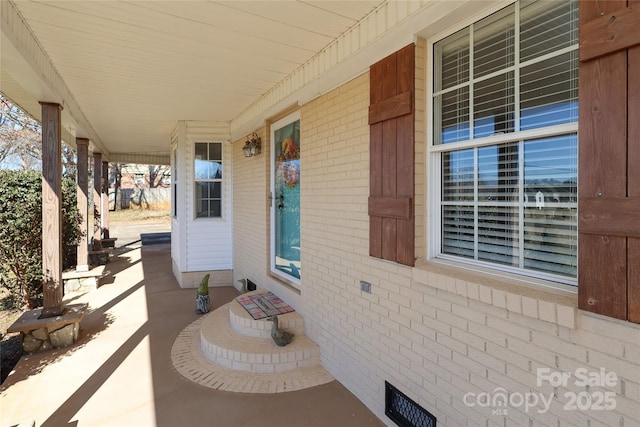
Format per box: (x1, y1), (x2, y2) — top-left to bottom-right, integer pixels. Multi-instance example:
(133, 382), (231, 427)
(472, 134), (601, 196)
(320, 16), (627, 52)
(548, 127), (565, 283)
(0, 170), (82, 309)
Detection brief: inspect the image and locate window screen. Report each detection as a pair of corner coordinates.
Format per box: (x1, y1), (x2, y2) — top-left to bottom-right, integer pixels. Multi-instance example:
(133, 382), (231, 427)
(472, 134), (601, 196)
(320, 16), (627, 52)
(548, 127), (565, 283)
(433, 0), (578, 282)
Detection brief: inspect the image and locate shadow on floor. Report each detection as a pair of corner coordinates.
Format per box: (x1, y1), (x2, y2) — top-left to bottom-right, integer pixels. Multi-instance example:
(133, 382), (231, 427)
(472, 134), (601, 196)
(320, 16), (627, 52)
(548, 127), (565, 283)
(0, 251), (142, 391)
(5, 245), (384, 427)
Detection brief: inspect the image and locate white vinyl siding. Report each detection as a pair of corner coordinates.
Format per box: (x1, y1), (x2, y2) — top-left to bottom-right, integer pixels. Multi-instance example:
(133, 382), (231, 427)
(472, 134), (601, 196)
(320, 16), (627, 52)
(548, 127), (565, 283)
(171, 121), (233, 275)
(431, 0), (579, 283)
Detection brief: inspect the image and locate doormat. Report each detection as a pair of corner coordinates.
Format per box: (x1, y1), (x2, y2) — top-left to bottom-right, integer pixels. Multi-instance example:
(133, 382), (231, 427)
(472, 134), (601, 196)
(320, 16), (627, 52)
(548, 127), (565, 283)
(236, 291), (295, 320)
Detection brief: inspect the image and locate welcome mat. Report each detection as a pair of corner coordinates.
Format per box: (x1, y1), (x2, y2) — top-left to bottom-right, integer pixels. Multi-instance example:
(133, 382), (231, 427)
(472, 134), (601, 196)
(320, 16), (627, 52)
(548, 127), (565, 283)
(236, 291), (295, 320)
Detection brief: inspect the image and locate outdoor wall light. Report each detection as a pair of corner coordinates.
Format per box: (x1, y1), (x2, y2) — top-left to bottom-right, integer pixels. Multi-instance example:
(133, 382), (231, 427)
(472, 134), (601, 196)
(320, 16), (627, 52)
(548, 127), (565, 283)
(242, 133), (261, 157)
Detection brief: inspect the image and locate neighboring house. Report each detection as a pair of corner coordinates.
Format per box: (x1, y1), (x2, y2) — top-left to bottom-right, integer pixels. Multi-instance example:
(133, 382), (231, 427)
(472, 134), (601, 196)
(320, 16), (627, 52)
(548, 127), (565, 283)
(109, 164), (171, 209)
(3, 0), (639, 426)
(110, 164), (170, 190)
(109, 164), (171, 189)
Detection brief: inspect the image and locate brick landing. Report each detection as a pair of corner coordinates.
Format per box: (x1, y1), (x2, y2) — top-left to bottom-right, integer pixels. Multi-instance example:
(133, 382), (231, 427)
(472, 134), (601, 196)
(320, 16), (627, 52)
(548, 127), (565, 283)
(171, 310), (333, 393)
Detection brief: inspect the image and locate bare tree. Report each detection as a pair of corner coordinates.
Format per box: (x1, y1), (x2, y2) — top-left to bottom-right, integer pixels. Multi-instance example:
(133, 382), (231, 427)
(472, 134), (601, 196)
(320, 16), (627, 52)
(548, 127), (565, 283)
(62, 144), (77, 181)
(148, 164), (170, 188)
(0, 94), (41, 169)
(1, 93), (77, 178)
(109, 162), (126, 210)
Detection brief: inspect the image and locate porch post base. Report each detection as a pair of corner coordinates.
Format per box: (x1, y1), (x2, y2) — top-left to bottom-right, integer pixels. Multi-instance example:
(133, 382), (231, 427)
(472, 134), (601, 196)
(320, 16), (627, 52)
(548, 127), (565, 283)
(8, 303), (88, 354)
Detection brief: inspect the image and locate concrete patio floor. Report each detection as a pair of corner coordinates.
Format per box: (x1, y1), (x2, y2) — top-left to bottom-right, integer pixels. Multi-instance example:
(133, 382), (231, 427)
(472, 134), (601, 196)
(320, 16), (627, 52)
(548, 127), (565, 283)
(0, 238), (385, 427)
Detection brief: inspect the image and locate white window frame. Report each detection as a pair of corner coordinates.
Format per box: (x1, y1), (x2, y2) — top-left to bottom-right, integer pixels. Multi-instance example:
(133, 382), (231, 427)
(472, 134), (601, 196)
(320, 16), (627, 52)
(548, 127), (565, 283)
(426, 0), (579, 287)
(193, 141), (224, 220)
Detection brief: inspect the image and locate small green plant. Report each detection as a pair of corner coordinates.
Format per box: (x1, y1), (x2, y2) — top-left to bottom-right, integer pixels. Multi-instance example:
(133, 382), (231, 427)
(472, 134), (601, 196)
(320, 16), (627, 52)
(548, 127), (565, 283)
(0, 170), (82, 309)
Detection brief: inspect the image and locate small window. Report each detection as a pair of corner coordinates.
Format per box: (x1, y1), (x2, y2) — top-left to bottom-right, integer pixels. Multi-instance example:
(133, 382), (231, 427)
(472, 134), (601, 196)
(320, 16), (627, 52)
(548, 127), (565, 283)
(134, 173), (145, 185)
(194, 142), (223, 218)
(431, 0), (579, 283)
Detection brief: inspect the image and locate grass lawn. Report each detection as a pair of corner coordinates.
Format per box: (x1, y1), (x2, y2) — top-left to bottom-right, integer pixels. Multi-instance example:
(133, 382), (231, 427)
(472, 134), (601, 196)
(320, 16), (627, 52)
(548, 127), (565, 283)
(109, 208), (170, 222)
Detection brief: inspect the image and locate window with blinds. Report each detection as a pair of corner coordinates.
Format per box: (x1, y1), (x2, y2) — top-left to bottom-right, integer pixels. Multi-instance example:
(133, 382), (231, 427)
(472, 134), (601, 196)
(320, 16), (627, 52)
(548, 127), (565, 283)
(431, 0), (578, 283)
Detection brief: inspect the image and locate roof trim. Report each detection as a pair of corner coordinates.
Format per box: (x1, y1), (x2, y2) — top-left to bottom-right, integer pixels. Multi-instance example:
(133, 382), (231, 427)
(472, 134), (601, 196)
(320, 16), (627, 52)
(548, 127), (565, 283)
(108, 153), (170, 165)
(229, 0), (483, 141)
(229, 0), (426, 138)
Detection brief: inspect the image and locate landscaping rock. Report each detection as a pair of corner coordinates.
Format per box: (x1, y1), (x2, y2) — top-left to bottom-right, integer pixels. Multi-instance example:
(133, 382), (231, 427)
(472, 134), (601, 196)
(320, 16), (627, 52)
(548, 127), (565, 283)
(64, 278), (81, 293)
(22, 334), (42, 353)
(49, 323), (76, 348)
(40, 340), (52, 352)
(32, 328), (48, 341)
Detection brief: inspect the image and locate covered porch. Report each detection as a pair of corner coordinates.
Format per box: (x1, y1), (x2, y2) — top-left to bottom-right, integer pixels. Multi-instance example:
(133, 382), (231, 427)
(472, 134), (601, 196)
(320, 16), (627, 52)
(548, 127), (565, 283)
(2, 0), (640, 426)
(0, 234), (383, 427)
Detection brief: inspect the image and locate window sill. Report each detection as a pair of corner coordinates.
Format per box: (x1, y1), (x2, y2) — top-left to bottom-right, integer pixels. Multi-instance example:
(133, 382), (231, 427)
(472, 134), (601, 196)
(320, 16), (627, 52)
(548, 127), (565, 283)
(269, 271), (301, 295)
(412, 258), (578, 329)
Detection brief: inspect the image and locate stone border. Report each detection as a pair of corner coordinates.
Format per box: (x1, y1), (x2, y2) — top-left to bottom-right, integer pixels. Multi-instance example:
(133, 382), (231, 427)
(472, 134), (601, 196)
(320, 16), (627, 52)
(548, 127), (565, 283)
(170, 313), (334, 393)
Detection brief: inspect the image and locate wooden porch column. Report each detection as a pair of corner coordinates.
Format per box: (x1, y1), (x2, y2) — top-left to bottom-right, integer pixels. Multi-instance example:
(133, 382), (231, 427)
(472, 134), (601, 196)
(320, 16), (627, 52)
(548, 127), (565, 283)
(40, 102), (64, 318)
(93, 152), (102, 250)
(102, 161), (110, 239)
(76, 138), (90, 272)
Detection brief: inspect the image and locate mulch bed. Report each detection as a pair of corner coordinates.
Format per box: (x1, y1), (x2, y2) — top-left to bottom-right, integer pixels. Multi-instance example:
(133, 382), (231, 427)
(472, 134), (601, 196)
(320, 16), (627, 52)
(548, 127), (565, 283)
(1, 333), (23, 383)
(1, 306), (25, 384)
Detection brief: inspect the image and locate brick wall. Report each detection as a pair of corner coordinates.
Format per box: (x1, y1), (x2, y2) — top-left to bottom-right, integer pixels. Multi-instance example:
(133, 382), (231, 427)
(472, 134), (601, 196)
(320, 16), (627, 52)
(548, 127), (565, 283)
(294, 40), (640, 426)
(232, 127), (269, 292)
(232, 39), (640, 426)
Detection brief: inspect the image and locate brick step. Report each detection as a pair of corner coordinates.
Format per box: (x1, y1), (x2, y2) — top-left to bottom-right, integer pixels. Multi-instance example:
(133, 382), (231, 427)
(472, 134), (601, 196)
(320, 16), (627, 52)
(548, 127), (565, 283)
(200, 302), (321, 373)
(228, 290), (305, 338)
(172, 314), (334, 393)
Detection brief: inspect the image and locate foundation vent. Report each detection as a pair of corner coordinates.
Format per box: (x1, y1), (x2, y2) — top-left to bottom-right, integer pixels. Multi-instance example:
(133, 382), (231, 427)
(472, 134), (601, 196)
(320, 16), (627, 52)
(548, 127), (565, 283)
(246, 279), (257, 292)
(385, 381), (436, 427)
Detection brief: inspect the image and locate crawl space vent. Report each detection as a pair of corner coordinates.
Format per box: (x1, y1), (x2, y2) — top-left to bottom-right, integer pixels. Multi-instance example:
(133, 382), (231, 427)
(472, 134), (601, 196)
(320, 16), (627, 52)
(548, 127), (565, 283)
(385, 381), (436, 427)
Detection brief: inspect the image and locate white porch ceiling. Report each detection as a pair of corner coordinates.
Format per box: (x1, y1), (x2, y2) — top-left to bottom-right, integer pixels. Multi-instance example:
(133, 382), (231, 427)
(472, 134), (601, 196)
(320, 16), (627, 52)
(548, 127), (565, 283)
(2, 0), (382, 158)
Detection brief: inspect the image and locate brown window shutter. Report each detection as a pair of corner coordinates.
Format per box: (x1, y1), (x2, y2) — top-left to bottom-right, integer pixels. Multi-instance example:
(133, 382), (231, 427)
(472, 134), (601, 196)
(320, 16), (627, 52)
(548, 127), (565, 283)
(369, 44), (415, 267)
(578, 0), (640, 323)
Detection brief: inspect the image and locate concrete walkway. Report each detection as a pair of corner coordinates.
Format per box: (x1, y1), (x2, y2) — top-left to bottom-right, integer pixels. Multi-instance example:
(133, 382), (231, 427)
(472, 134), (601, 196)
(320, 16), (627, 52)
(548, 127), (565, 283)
(0, 236), (384, 426)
